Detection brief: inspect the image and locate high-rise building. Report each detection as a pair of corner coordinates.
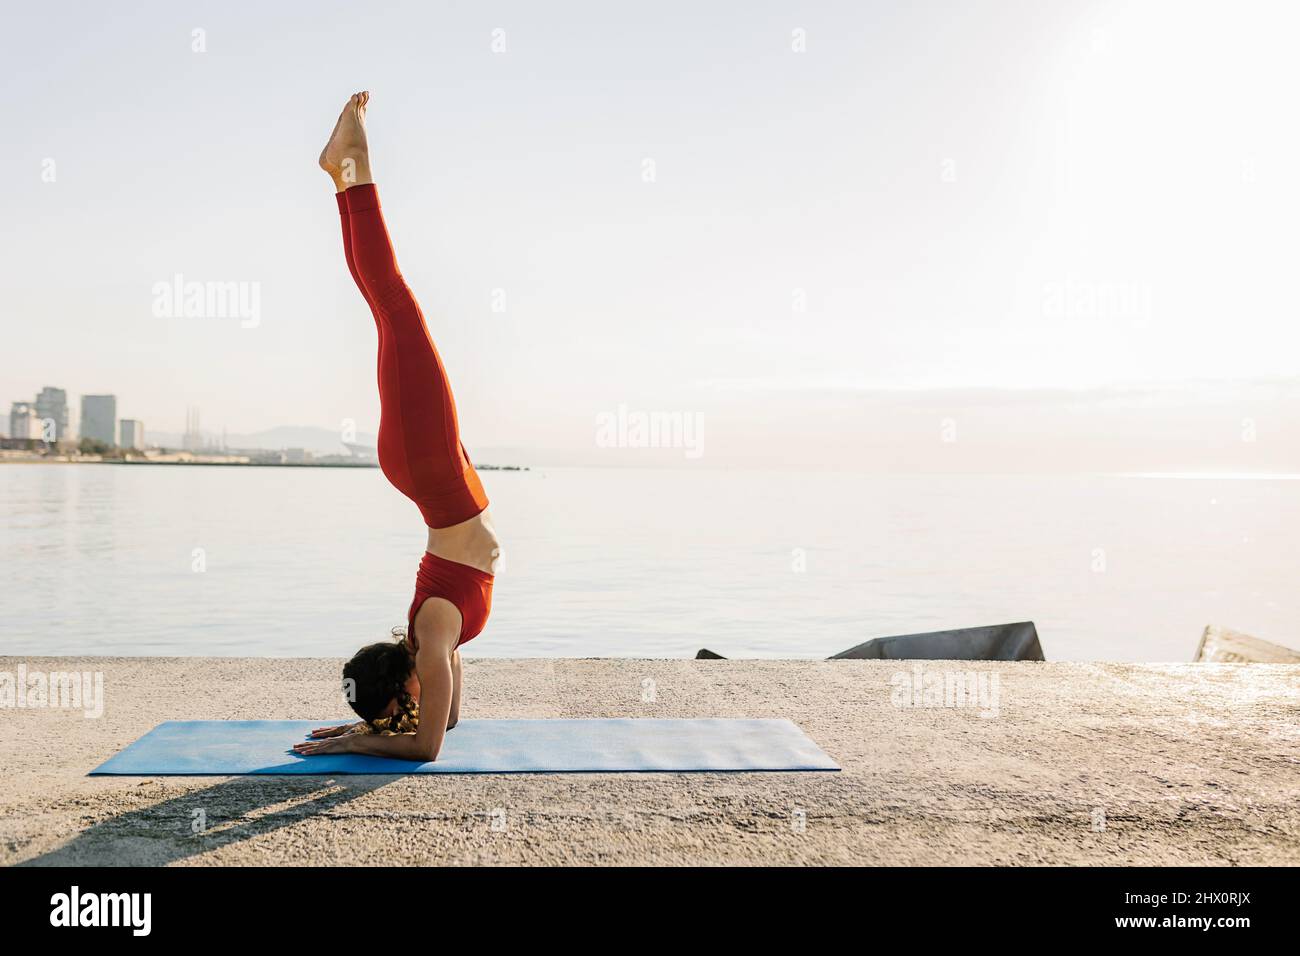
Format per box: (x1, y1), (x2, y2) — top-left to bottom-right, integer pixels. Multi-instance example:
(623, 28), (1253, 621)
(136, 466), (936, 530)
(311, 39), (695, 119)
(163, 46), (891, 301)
(9, 401), (38, 440)
(120, 419), (145, 450)
(80, 394), (118, 445)
(35, 386), (69, 441)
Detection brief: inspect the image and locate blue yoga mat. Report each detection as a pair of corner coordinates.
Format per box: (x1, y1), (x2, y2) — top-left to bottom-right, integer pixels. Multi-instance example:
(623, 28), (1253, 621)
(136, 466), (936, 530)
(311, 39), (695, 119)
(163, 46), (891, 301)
(90, 718), (840, 775)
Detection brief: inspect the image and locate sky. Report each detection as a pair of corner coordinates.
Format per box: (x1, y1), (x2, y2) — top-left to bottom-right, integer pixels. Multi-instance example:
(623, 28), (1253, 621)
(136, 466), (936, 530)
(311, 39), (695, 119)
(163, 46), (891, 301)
(3, 0), (1299, 466)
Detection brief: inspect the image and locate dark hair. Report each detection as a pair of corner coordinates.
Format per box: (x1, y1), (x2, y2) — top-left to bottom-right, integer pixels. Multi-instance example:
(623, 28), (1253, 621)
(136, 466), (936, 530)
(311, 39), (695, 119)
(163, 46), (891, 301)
(342, 637), (415, 730)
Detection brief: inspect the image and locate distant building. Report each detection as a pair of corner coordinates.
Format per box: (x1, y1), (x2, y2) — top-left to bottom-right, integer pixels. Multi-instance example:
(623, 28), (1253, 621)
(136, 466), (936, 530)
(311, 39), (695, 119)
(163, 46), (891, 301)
(342, 441), (377, 461)
(80, 395), (118, 445)
(183, 406), (203, 451)
(9, 401), (38, 439)
(283, 447), (314, 464)
(120, 419), (145, 450)
(35, 386), (69, 441)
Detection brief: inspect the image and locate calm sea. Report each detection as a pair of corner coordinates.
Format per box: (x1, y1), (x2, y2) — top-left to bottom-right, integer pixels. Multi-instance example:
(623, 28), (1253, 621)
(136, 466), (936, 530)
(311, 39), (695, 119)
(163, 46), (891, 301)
(1, 463), (1294, 661)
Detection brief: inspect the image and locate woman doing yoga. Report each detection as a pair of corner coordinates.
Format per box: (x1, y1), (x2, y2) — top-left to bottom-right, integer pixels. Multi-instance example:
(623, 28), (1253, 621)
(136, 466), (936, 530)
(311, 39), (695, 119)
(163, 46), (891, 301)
(293, 92), (500, 763)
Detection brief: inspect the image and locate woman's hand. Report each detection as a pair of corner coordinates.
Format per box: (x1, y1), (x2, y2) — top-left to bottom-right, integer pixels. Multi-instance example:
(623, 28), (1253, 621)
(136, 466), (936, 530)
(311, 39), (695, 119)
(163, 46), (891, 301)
(308, 722), (360, 739)
(292, 734), (356, 756)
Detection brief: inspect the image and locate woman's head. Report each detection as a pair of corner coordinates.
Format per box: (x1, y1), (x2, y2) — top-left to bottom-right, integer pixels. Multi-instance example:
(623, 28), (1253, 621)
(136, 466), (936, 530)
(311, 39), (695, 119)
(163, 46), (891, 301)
(342, 632), (420, 730)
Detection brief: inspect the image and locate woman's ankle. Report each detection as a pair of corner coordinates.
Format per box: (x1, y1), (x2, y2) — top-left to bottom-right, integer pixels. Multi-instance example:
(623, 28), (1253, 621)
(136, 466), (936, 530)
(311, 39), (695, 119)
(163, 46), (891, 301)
(332, 160), (374, 192)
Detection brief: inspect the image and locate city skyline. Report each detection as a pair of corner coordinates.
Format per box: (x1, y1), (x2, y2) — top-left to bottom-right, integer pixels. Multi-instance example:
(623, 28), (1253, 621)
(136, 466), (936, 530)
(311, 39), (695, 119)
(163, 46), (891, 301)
(7, 372), (1300, 474)
(5, 384), (144, 448)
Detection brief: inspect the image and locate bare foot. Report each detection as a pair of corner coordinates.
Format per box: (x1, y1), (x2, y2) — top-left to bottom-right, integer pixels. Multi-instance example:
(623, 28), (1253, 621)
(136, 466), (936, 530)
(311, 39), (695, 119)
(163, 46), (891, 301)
(319, 91), (372, 191)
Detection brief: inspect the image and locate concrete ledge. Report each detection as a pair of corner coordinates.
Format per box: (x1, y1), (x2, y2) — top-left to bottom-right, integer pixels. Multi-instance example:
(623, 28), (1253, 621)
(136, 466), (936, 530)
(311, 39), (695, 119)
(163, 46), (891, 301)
(1, 657), (1297, 866)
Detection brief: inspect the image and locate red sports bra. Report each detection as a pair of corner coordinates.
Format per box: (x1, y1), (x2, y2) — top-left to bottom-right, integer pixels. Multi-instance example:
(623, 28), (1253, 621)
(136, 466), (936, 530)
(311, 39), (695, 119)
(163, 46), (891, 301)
(407, 551), (495, 648)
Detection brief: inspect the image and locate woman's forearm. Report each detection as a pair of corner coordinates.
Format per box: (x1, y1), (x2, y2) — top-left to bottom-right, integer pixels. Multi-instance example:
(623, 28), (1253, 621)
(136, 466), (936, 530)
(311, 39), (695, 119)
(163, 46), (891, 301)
(346, 732), (432, 761)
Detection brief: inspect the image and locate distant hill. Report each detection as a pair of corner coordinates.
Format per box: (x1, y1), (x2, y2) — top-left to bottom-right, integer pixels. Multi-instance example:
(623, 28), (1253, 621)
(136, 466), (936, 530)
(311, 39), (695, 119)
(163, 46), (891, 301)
(149, 425), (375, 456)
(142, 379), (1300, 472)
(146, 425), (537, 467)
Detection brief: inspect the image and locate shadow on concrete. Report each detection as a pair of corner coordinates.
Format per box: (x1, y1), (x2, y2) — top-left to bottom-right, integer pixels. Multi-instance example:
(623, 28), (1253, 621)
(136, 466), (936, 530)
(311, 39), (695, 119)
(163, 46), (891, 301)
(20, 775), (394, 866)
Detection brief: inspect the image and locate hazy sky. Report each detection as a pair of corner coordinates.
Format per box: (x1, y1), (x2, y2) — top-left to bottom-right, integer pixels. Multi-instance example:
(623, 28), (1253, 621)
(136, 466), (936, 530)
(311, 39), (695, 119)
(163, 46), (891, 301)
(3, 0), (1299, 458)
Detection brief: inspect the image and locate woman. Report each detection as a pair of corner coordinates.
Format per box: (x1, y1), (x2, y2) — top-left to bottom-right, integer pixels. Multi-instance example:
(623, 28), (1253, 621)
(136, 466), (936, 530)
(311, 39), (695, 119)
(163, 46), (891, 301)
(293, 92), (500, 763)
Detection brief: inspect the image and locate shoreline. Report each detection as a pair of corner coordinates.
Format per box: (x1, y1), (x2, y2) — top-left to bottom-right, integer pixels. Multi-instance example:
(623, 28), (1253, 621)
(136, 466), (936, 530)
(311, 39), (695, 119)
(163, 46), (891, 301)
(2, 656), (1296, 866)
(0, 456), (527, 470)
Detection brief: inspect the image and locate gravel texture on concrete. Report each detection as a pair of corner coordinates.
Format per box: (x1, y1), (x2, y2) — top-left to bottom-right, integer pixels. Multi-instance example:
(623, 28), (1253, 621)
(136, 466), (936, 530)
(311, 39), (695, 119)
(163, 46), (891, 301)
(1, 656), (1296, 866)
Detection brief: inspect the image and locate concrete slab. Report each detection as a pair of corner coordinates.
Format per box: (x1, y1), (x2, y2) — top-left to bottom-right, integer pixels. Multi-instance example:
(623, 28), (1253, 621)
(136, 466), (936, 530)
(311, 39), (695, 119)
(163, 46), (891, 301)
(1, 657), (1296, 866)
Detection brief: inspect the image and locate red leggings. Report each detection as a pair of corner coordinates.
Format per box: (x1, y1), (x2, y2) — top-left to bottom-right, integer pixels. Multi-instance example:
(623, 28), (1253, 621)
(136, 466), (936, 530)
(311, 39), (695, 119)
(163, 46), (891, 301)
(336, 184), (489, 528)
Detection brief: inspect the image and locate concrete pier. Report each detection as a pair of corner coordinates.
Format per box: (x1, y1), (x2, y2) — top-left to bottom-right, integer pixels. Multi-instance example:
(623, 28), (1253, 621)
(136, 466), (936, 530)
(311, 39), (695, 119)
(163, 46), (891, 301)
(1, 656), (1296, 866)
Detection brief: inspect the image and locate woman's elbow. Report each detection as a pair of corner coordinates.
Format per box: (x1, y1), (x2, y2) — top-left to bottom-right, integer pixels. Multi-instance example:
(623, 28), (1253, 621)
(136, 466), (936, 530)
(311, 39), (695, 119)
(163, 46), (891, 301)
(412, 742), (440, 763)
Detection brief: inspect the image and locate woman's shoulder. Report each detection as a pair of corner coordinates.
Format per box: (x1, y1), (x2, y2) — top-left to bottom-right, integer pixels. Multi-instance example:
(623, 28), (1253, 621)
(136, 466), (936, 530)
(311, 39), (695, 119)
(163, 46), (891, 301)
(412, 597), (463, 655)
